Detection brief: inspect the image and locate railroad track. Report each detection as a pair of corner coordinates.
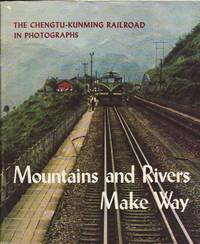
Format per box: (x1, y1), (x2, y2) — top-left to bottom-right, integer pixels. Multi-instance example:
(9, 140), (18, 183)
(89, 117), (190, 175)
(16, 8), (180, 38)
(132, 96), (200, 138)
(80, 107), (195, 243)
(80, 108), (122, 243)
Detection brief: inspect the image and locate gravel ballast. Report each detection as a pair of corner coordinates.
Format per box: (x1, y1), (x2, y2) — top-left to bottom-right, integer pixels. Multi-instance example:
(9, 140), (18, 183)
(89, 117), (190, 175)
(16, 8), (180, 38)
(44, 108), (103, 244)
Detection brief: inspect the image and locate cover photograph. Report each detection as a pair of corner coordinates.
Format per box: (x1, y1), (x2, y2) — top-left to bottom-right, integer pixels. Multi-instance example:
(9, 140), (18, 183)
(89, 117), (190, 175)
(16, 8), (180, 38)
(0, 1), (200, 243)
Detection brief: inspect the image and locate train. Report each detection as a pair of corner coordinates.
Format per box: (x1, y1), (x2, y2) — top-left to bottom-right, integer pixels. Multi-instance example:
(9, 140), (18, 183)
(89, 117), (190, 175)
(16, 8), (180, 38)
(95, 71), (124, 106)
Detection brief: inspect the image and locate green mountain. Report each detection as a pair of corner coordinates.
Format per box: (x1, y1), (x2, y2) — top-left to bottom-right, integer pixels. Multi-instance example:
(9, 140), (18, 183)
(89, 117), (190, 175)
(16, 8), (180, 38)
(145, 23), (200, 105)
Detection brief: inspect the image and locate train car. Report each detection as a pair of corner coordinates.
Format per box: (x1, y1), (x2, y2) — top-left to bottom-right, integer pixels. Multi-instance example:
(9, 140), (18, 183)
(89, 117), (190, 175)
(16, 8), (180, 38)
(96, 71), (124, 106)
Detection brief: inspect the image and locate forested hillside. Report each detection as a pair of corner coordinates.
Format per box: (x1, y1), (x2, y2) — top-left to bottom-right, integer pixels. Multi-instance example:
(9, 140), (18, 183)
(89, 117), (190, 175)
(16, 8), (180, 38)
(145, 23), (200, 106)
(1, 89), (83, 166)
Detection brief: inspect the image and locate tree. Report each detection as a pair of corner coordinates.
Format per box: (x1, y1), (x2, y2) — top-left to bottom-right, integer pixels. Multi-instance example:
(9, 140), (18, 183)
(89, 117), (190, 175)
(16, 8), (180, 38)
(3, 105), (10, 115)
(45, 77), (58, 91)
(73, 83), (84, 95)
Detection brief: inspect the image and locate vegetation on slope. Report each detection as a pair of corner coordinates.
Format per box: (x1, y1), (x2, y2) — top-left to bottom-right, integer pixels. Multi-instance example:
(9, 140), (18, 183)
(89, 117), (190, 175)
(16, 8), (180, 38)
(143, 23), (200, 106)
(1, 89), (84, 166)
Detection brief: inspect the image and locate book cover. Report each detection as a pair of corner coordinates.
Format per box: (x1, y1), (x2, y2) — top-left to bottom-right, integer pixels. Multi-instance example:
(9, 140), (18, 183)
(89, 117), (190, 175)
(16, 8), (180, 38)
(1, 1), (200, 243)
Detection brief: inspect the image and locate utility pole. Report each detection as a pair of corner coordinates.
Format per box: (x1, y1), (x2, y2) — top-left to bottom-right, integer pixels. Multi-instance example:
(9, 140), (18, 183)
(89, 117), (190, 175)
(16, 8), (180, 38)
(95, 71), (98, 85)
(153, 41), (158, 68)
(162, 41), (165, 60)
(82, 62), (88, 84)
(89, 52), (94, 88)
(159, 59), (163, 90)
(95, 71), (98, 81)
(153, 41), (168, 68)
(75, 68), (80, 82)
(95, 71), (98, 90)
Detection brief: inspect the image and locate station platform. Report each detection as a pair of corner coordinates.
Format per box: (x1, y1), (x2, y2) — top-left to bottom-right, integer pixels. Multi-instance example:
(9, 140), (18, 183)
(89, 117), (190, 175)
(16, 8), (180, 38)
(0, 110), (94, 244)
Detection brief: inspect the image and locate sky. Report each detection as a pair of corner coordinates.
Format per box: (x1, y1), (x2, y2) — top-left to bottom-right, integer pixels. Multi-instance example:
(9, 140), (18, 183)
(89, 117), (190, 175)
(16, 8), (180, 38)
(1, 1), (200, 109)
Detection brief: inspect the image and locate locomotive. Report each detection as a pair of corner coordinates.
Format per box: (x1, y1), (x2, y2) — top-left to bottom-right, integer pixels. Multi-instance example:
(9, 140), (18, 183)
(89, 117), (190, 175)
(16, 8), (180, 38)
(95, 71), (124, 106)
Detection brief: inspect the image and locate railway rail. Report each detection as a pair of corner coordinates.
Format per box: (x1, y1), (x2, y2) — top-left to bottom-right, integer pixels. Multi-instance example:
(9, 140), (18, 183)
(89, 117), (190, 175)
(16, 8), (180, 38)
(132, 96), (200, 138)
(80, 107), (196, 243)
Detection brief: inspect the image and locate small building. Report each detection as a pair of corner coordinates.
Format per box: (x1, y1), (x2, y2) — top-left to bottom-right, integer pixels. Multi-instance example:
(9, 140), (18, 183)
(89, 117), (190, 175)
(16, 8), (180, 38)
(56, 80), (73, 92)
